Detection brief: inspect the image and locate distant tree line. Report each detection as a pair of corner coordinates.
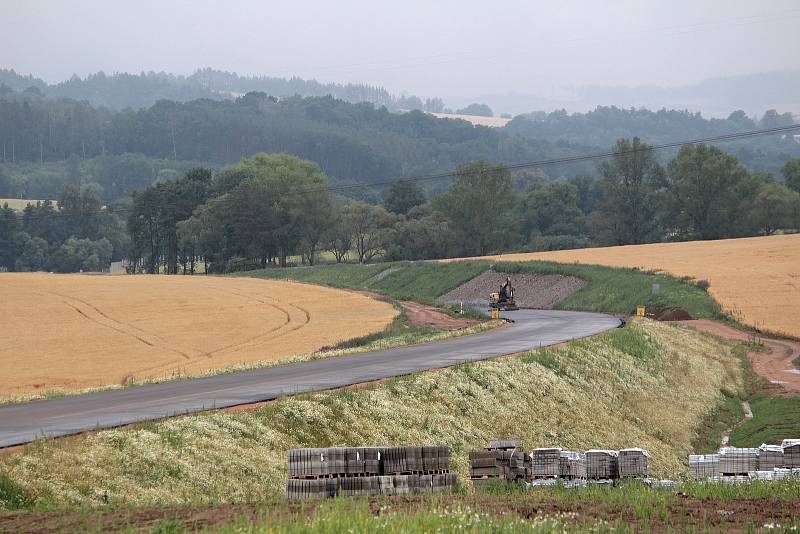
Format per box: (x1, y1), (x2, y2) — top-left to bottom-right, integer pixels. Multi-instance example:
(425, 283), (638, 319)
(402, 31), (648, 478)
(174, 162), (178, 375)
(2, 90), (798, 211)
(0, 89), (591, 202)
(0, 68), (440, 112)
(506, 106), (800, 177)
(120, 149), (800, 275)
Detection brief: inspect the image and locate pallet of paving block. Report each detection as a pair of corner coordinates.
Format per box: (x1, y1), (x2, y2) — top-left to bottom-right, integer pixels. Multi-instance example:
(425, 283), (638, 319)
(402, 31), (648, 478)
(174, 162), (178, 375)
(617, 448), (649, 478)
(286, 478), (340, 500)
(530, 448), (561, 478)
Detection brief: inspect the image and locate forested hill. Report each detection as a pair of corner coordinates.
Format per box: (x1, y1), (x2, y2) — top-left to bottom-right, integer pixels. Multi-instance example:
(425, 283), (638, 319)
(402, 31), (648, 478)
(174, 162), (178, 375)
(0, 68), (433, 112)
(505, 106), (800, 175)
(0, 90), (590, 201)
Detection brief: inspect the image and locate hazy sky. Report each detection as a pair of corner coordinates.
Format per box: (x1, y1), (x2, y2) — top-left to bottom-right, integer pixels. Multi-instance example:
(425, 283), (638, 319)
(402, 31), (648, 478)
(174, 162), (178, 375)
(2, 0), (798, 99)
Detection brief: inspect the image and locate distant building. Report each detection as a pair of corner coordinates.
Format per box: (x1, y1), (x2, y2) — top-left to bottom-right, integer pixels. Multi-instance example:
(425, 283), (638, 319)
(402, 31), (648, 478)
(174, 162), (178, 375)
(109, 260), (131, 274)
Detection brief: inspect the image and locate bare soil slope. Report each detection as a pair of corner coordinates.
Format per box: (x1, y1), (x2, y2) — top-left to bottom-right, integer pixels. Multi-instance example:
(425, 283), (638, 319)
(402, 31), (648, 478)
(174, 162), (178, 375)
(441, 269), (586, 309)
(448, 234), (800, 338)
(0, 273), (397, 398)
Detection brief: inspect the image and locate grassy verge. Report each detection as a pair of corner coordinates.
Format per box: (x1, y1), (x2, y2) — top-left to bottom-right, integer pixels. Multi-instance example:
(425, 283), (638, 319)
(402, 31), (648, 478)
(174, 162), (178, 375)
(730, 395), (800, 447)
(240, 261), (490, 306)
(495, 261), (720, 318)
(243, 259), (721, 320)
(0, 319), (743, 509)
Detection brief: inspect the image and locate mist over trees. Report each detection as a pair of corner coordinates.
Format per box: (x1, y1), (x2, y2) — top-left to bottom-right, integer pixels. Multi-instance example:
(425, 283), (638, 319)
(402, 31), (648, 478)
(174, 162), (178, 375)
(507, 106), (800, 176)
(0, 68), (427, 112)
(0, 72), (799, 274)
(0, 89), (597, 202)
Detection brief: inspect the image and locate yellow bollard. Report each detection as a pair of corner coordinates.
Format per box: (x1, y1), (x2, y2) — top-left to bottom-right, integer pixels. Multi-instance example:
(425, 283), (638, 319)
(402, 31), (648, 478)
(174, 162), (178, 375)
(491, 308), (500, 319)
(636, 306), (646, 317)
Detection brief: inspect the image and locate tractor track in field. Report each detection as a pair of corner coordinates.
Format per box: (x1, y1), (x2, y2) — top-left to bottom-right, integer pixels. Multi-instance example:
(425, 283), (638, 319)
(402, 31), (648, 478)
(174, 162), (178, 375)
(49, 291), (192, 360)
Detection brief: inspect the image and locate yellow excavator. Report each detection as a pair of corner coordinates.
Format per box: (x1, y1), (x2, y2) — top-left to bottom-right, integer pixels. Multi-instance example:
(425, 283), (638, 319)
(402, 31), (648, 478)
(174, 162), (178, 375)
(489, 276), (518, 311)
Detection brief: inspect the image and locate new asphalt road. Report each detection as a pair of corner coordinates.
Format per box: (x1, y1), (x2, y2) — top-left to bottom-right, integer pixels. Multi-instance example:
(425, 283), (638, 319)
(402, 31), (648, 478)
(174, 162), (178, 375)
(0, 309), (620, 448)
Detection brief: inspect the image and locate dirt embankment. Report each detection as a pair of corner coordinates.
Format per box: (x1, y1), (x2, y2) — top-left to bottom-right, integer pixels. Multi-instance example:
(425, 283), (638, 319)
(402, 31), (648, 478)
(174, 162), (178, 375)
(680, 319), (800, 396)
(440, 269), (586, 309)
(398, 300), (479, 331)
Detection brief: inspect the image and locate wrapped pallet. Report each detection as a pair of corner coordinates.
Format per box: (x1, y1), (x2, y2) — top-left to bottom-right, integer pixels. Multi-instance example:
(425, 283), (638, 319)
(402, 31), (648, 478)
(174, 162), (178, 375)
(585, 450), (619, 479)
(757, 444), (785, 470)
(617, 448), (649, 478)
(772, 467), (800, 480)
(688, 454), (719, 479)
(718, 447), (758, 474)
(469, 446), (526, 481)
(782, 439), (800, 468)
(530, 447), (561, 478)
(488, 440), (519, 450)
(559, 451), (587, 479)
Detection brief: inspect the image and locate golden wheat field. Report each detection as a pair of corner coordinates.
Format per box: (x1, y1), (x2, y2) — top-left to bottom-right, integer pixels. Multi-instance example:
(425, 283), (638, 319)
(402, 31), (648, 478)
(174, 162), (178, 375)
(463, 233), (800, 338)
(0, 273), (397, 397)
(0, 198), (50, 211)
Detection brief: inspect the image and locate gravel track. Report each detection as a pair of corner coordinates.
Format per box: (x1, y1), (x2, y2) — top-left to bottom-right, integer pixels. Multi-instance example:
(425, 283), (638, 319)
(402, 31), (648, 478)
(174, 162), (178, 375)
(440, 269), (586, 309)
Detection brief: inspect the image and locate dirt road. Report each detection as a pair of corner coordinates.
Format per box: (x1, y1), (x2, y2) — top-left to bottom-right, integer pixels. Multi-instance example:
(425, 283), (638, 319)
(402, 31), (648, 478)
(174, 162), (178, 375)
(680, 319), (800, 395)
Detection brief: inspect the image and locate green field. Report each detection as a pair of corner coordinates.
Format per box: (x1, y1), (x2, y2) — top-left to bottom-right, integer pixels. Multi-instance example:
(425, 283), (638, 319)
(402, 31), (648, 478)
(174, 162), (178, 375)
(731, 395), (800, 447)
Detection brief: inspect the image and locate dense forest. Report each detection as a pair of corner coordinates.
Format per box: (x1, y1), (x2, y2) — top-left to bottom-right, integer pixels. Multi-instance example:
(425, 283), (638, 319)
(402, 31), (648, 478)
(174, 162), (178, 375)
(1, 72), (799, 274)
(3, 147), (799, 274)
(507, 106), (800, 176)
(0, 68), (437, 112)
(0, 88), (592, 201)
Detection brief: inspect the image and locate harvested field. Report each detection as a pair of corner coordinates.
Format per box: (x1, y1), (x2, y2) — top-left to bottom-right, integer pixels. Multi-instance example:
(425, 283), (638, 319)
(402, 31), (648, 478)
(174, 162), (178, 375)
(0, 273), (397, 398)
(440, 269), (586, 309)
(429, 112), (511, 128)
(449, 234), (800, 338)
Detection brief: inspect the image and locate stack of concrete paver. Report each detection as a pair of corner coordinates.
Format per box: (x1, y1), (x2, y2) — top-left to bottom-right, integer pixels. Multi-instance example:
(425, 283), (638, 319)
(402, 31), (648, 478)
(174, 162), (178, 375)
(688, 438), (800, 483)
(529, 448), (561, 478)
(757, 445), (785, 470)
(617, 448), (649, 478)
(688, 454), (720, 479)
(718, 447), (759, 475)
(286, 445), (456, 500)
(470, 442), (653, 488)
(585, 450), (619, 480)
(469, 440), (527, 487)
(783, 439), (800, 467)
(558, 451), (587, 479)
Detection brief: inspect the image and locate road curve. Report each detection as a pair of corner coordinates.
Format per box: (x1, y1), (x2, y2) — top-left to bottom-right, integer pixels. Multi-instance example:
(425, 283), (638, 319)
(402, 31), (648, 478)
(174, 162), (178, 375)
(0, 310), (620, 448)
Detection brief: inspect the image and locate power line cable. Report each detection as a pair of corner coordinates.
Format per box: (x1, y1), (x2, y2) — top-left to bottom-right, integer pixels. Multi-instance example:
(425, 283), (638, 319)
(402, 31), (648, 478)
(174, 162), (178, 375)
(7, 123), (800, 220)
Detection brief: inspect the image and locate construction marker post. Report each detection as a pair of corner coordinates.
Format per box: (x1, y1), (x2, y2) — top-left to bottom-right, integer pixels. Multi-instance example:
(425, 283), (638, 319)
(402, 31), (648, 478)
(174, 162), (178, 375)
(636, 306), (646, 317)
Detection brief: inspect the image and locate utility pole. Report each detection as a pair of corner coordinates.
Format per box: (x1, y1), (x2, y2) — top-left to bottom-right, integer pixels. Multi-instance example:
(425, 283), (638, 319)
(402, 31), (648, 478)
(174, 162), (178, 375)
(170, 120), (177, 160)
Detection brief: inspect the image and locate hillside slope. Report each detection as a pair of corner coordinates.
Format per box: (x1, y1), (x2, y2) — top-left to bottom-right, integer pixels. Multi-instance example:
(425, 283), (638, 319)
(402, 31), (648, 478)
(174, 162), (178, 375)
(0, 319), (742, 507)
